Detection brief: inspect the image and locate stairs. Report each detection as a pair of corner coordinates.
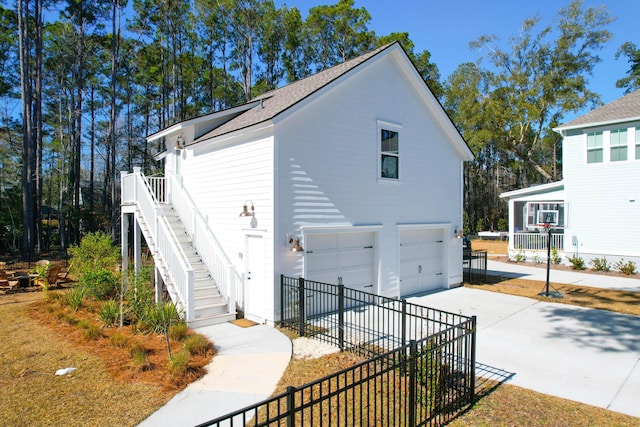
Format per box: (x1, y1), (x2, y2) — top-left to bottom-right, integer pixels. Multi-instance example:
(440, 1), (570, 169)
(135, 203), (236, 327)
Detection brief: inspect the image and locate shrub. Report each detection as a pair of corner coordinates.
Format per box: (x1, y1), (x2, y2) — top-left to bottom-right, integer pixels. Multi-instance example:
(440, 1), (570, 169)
(589, 257), (610, 272)
(68, 232), (120, 280)
(497, 218), (507, 232)
(183, 334), (211, 356)
(533, 253), (542, 264)
(81, 269), (119, 301)
(83, 323), (103, 340)
(550, 247), (561, 264)
(129, 342), (152, 370)
(566, 256), (586, 270)
(614, 259), (637, 276)
(167, 349), (191, 376)
(66, 286), (87, 312)
(513, 250), (526, 263)
(99, 299), (120, 327)
(168, 322), (189, 341)
(110, 332), (130, 348)
(136, 301), (182, 334)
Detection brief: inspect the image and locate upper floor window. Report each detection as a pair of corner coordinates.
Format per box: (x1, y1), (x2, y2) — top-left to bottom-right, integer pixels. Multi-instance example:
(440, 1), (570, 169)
(586, 131), (603, 164)
(380, 129), (399, 179)
(610, 128), (628, 162)
(636, 128), (640, 160)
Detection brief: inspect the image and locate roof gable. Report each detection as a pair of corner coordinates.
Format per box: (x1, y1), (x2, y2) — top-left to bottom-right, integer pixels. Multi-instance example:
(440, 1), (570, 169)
(555, 88), (640, 132)
(189, 43), (471, 160)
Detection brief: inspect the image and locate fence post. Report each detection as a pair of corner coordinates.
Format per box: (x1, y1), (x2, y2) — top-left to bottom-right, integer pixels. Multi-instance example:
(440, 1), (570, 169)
(338, 284), (345, 351)
(298, 277), (305, 337)
(280, 275), (284, 327)
(470, 315), (477, 406)
(400, 299), (407, 374)
(286, 385), (296, 427)
(408, 340), (417, 427)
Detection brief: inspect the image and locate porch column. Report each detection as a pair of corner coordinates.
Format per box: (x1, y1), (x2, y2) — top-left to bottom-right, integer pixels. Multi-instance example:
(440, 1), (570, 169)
(508, 199), (515, 251)
(133, 219), (142, 276)
(120, 213), (129, 327)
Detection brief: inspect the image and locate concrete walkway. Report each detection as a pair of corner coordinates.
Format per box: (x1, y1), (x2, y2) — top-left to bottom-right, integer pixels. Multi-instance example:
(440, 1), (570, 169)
(487, 259), (640, 292)
(138, 322), (292, 427)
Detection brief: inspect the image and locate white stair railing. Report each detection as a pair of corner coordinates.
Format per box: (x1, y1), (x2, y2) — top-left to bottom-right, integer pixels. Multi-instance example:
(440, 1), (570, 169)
(168, 173), (240, 314)
(122, 168), (195, 321)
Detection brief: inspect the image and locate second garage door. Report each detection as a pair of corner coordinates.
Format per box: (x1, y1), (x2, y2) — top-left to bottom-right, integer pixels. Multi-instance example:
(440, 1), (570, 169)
(399, 228), (445, 296)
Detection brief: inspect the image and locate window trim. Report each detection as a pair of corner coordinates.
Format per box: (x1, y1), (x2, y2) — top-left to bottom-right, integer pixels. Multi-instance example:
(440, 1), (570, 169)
(609, 128), (628, 162)
(635, 128), (640, 160)
(377, 120), (402, 181)
(586, 131), (603, 164)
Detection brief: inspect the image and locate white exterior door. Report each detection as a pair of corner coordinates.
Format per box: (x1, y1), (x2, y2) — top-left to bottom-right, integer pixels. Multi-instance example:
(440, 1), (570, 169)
(244, 234), (265, 322)
(399, 228), (445, 296)
(305, 232), (375, 293)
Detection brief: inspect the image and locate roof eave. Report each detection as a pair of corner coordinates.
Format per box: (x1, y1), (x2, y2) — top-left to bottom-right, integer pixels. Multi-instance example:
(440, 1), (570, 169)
(554, 115), (640, 134)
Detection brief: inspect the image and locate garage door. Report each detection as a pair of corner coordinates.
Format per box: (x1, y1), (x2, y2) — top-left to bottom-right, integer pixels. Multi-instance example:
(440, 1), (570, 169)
(400, 228), (445, 296)
(305, 232), (375, 294)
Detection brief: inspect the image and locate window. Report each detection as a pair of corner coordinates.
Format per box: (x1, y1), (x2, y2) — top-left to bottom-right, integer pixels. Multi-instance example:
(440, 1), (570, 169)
(380, 129), (399, 179)
(586, 131), (603, 164)
(610, 128), (627, 162)
(636, 128), (640, 160)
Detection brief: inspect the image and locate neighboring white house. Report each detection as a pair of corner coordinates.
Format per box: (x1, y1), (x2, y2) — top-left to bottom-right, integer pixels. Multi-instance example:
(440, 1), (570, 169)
(121, 42), (473, 326)
(501, 89), (640, 266)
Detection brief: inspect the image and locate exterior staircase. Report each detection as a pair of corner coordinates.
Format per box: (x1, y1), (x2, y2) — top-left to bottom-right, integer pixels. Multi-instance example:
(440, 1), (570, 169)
(122, 168), (237, 328)
(159, 205), (235, 327)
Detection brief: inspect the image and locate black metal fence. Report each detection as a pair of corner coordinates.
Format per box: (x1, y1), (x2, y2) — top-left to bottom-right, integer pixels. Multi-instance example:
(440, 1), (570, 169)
(197, 276), (476, 426)
(280, 276), (475, 360)
(463, 250), (487, 284)
(0, 251), (69, 271)
(198, 331), (476, 427)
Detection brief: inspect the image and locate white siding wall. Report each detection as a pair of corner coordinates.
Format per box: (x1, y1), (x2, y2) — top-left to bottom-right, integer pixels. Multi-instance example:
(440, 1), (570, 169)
(275, 55), (464, 297)
(563, 123), (640, 263)
(176, 131), (276, 321)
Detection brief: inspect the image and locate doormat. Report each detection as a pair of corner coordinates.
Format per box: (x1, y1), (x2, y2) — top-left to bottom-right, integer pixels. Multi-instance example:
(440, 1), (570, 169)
(230, 318), (258, 328)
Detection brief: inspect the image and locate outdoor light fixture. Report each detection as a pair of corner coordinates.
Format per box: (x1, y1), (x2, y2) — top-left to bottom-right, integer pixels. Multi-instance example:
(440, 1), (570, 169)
(288, 236), (304, 252)
(455, 228), (464, 239)
(175, 134), (185, 149)
(239, 201), (255, 217)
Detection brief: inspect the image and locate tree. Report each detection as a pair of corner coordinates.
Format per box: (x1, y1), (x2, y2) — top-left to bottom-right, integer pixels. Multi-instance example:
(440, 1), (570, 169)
(615, 42), (640, 93)
(469, 0), (612, 184)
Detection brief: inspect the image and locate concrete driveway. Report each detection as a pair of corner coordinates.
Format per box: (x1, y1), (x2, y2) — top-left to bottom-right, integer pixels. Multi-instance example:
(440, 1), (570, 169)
(409, 287), (640, 417)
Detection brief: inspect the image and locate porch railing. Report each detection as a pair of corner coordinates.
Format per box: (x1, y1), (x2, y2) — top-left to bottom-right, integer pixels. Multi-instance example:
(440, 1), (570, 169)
(168, 173), (239, 314)
(121, 168), (195, 320)
(513, 232), (564, 251)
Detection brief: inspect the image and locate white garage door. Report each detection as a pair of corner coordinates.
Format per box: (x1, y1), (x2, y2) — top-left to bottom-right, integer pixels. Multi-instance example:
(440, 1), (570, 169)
(305, 232), (375, 293)
(400, 228), (445, 296)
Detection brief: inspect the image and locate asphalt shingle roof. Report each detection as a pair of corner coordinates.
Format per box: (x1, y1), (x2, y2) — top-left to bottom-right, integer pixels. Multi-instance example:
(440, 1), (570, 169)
(193, 43), (394, 144)
(557, 88), (640, 130)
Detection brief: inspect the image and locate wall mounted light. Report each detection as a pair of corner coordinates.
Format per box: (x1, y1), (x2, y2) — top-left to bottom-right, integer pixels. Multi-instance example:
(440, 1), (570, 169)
(288, 236), (304, 252)
(175, 134), (185, 150)
(455, 228), (464, 239)
(239, 201), (255, 217)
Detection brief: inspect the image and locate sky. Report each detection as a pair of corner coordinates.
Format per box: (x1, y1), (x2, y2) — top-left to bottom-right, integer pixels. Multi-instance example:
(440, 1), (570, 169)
(276, 0), (639, 121)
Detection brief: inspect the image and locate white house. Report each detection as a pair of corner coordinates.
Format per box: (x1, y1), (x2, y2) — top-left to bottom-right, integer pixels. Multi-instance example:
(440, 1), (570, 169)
(121, 42), (473, 327)
(501, 89), (640, 266)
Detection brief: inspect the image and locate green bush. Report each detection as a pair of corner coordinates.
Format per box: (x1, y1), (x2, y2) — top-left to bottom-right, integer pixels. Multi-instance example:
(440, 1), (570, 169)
(167, 349), (191, 376)
(66, 286), (87, 312)
(550, 247), (561, 264)
(110, 332), (130, 348)
(83, 323), (103, 340)
(566, 256), (586, 270)
(614, 259), (637, 275)
(68, 232), (120, 280)
(183, 333), (211, 356)
(129, 342), (152, 370)
(136, 301), (182, 334)
(81, 269), (119, 300)
(169, 322), (189, 341)
(589, 257), (610, 272)
(497, 218), (508, 232)
(99, 299), (120, 327)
